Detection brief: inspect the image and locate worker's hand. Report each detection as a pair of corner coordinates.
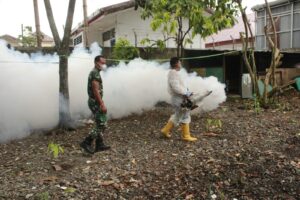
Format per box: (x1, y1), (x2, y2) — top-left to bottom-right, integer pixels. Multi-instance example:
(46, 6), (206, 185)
(100, 104), (107, 113)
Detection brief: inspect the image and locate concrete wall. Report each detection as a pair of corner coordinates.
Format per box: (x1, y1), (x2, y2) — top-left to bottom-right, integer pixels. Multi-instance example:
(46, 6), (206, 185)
(205, 43), (244, 51)
(73, 8), (205, 49)
(114, 9), (205, 49)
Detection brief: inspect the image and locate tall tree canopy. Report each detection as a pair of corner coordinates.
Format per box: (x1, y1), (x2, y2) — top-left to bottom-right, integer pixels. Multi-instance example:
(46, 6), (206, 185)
(135, 0), (238, 57)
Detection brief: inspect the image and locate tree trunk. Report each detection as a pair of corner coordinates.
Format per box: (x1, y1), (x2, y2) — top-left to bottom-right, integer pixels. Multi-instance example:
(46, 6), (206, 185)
(262, 0), (283, 106)
(237, 0), (260, 98)
(177, 17), (183, 58)
(58, 55), (71, 127)
(44, 0), (76, 129)
(33, 0), (42, 48)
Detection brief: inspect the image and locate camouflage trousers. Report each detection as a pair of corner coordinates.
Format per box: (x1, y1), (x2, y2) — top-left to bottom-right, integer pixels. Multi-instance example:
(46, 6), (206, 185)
(88, 98), (107, 139)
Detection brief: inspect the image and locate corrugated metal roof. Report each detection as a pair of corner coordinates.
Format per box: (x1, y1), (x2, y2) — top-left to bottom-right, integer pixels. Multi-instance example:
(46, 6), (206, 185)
(205, 13), (255, 44)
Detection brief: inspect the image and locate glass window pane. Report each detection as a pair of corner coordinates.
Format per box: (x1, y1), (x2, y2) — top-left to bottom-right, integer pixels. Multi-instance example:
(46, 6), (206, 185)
(257, 18), (265, 34)
(255, 36), (265, 50)
(293, 31), (300, 48)
(257, 11), (265, 17)
(266, 17), (279, 33)
(280, 15), (291, 32)
(279, 32), (290, 49)
(294, 2), (300, 10)
(293, 13), (300, 29)
(271, 4), (290, 14)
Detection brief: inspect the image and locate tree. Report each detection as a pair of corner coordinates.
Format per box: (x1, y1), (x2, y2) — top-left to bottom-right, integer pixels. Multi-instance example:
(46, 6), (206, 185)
(33, 0), (42, 48)
(82, 0), (89, 48)
(237, 0), (283, 107)
(112, 38), (139, 62)
(44, 0), (76, 129)
(135, 0), (238, 57)
(18, 26), (37, 47)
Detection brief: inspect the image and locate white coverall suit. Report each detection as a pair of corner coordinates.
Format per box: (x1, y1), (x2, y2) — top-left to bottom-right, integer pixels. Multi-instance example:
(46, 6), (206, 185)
(161, 67), (197, 142)
(168, 69), (191, 125)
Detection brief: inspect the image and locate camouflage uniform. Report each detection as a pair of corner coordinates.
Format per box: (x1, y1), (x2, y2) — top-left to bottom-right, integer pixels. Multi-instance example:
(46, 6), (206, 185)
(87, 67), (107, 139)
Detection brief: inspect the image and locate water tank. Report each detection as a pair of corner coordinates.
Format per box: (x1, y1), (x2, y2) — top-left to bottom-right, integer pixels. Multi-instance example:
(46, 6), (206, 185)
(241, 73), (253, 98)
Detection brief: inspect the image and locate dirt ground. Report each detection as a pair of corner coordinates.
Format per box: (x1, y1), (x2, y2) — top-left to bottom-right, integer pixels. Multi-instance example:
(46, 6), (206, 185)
(0, 90), (299, 200)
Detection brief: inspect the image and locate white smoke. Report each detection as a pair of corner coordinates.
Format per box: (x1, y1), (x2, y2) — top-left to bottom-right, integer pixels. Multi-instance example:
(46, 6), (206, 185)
(0, 40), (226, 143)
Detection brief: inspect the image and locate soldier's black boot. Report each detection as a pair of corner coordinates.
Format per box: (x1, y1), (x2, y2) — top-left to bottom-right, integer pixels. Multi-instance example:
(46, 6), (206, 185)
(80, 135), (94, 154)
(95, 135), (110, 152)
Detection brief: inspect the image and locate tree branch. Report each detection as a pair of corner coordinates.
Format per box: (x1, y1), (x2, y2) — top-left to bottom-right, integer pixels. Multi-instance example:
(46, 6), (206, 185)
(62, 0), (76, 48)
(44, 0), (61, 46)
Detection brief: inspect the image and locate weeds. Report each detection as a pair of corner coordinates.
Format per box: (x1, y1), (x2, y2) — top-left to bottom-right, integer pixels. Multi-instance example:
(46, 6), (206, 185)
(36, 191), (50, 200)
(48, 142), (64, 158)
(206, 118), (222, 132)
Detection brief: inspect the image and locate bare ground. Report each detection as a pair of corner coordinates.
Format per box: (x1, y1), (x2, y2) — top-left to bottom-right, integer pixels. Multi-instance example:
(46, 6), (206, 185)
(0, 90), (299, 200)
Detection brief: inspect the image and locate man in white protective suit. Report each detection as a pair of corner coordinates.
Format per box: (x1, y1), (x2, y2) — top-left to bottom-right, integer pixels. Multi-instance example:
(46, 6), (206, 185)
(161, 57), (198, 142)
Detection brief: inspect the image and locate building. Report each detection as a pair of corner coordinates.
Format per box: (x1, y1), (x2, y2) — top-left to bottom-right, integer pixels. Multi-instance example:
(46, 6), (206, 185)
(71, 0), (205, 49)
(252, 0), (300, 50)
(0, 32), (54, 48)
(0, 34), (20, 47)
(33, 32), (55, 47)
(205, 13), (256, 50)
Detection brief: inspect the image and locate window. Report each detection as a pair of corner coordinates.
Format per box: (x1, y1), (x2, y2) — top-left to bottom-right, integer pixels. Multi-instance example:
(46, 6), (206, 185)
(256, 36), (265, 50)
(74, 35), (82, 45)
(280, 15), (291, 32)
(294, 1), (300, 10)
(255, 1), (300, 50)
(102, 28), (115, 42)
(271, 4), (290, 14)
(257, 10), (265, 17)
(279, 32), (290, 49)
(294, 13), (300, 29)
(256, 18), (265, 35)
(293, 31), (300, 48)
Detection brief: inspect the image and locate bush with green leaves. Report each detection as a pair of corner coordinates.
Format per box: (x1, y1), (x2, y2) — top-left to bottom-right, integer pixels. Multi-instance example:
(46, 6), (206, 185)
(112, 38), (139, 62)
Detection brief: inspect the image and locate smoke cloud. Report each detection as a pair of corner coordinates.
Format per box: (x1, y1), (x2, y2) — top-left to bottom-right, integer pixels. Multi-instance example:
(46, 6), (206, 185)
(0, 41), (226, 143)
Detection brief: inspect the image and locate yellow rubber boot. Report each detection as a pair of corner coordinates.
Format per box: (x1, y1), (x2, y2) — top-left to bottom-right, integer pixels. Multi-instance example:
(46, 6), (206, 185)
(181, 123), (197, 142)
(161, 121), (174, 138)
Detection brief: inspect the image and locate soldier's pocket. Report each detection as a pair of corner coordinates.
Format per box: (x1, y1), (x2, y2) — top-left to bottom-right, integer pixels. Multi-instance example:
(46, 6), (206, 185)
(95, 112), (107, 124)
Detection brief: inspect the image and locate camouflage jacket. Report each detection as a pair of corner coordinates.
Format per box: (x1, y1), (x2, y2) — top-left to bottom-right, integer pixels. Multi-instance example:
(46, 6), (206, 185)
(87, 67), (103, 99)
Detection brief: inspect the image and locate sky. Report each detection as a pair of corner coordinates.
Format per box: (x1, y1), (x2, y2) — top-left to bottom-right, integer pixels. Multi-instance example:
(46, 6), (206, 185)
(0, 0), (277, 38)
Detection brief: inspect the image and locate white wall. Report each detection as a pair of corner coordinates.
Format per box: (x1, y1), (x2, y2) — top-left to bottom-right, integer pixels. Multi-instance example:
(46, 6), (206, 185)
(115, 8), (205, 49)
(72, 8), (205, 49)
(115, 9), (164, 47)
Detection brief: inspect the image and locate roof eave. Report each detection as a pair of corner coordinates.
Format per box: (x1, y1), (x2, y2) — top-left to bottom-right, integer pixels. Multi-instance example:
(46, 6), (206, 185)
(252, 0), (292, 11)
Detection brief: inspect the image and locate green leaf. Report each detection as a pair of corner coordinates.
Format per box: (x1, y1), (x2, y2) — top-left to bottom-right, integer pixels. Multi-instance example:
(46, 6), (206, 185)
(137, 0), (238, 55)
(48, 142), (64, 158)
(112, 38), (139, 61)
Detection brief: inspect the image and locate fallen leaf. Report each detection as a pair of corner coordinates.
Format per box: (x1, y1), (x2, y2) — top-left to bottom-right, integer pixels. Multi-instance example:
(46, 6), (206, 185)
(185, 194), (194, 199)
(98, 180), (115, 186)
(203, 132), (218, 137)
(52, 164), (62, 171)
(25, 194), (33, 199)
(38, 176), (58, 184)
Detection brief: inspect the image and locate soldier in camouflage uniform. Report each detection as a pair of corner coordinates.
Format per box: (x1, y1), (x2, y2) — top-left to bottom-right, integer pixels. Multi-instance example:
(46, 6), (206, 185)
(80, 55), (110, 154)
